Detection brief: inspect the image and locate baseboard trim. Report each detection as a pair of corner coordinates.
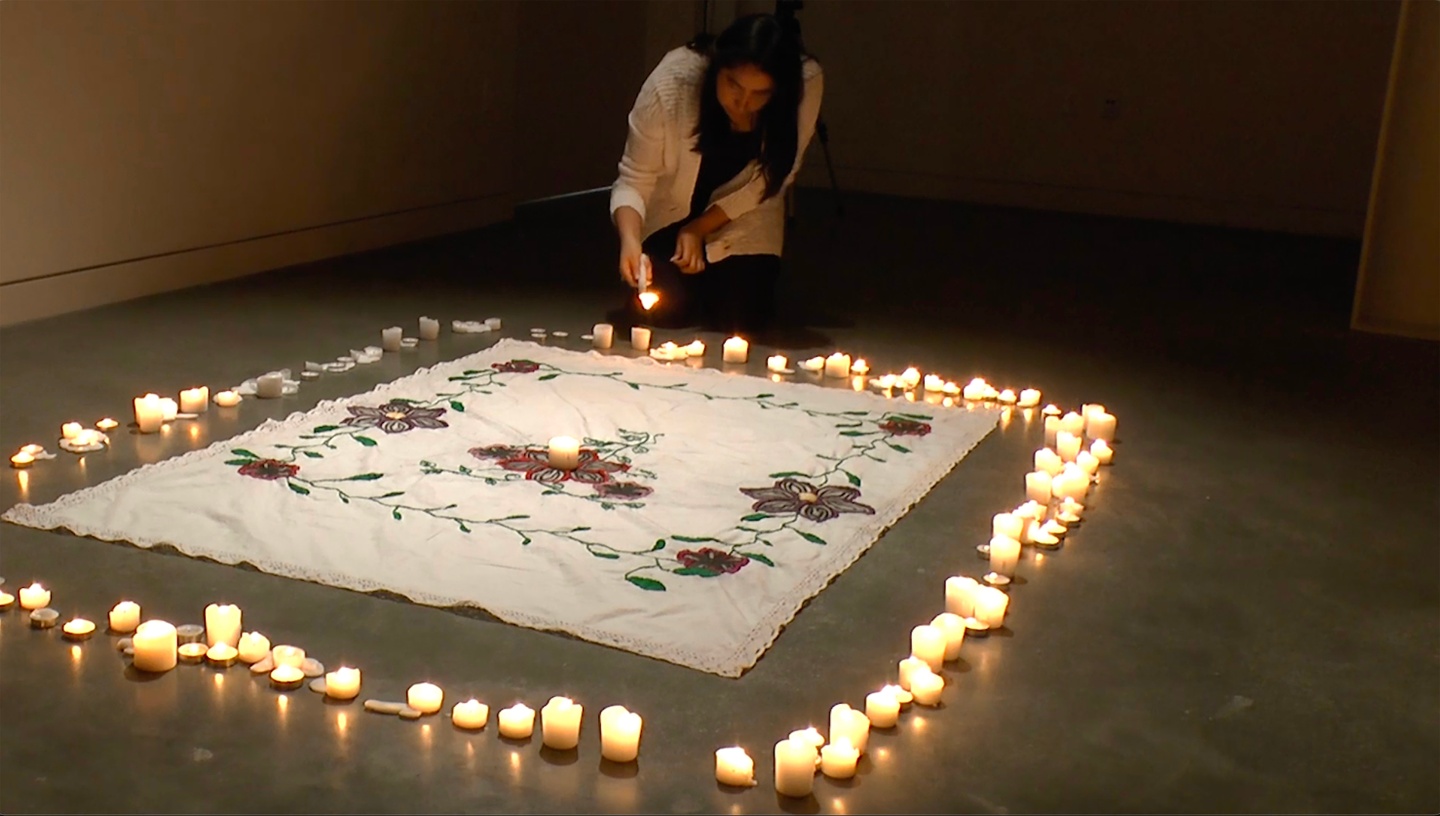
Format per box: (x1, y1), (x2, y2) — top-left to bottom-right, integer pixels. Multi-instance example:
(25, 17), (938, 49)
(0, 193), (515, 327)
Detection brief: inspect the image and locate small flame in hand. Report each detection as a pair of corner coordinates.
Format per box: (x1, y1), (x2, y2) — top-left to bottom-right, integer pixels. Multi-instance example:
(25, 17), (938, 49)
(638, 291), (660, 311)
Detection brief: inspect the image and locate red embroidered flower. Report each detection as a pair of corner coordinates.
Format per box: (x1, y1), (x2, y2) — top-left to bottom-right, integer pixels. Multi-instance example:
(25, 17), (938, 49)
(879, 418), (931, 436)
(492, 360), (541, 374)
(498, 448), (629, 484)
(740, 478), (875, 523)
(592, 481), (653, 500)
(238, 459), (300, 480)
(342, 402), (448, 434)
(676, 548), (750, 577)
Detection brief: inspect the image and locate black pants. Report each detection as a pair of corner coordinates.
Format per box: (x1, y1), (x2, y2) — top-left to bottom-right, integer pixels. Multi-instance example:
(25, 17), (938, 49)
(619, 222), (781, 336)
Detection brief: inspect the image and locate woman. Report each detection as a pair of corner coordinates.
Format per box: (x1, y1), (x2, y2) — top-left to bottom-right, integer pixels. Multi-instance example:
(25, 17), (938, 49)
(609, 13), (823, 337)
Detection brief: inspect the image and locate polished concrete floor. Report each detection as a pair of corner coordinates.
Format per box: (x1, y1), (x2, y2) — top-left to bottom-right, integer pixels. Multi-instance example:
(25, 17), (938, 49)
(1, 190), (1436, 814)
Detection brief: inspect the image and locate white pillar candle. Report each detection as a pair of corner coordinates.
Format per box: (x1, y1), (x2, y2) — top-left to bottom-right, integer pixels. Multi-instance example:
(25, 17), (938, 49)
(851, 358), (870, 375)
(1077, 450), (1100, 476)
(630, 326), (651, 351)
(132, 620), (178, 672)
(237, 631), (271, 663)
(592, 323), (615, 349)
(61, 422), (83, 439)
(108, 601), (141, 633)
(599, 704), (643, 762)
(773, 737), (818, 797)
(910, 668), (945, 706)
(204, 603), (242, 648)
(271, 645), (306, 669)
(1025, 470), (1053, 503)
(945, 575), (979, 618)
(540, 696), (583, 749)
(325, 666), (362, 700)
(18, 583), (50, 610)
(381, 327), (403, 352)
(722, 336), (749, 363)
(1044, 415), (1061, 447)
(829, 703), (870, 754)
(134, 394), (165, 433)
(1091, 439), (1115, 464)
(1017, 500), (1046, 522)
(179, 387), (209, 414)
(820, 737), (859, 779)
(155, 398), (178, 421)
(683, 340), (706, 357)
(992, 512), (1025, 541)
(899, 367), (922, 390)
(931, 612), (967, 661)
(547, 436), (580, 470)
(922, 374), (946, 392)
(1035, 448), (1064, 476)
(715, 747), (757, 787)
(898, 656), (930, 691)
(1057, 431), (1082, 462)
(788, 727), (825, 752)
(824, 353), (851, 378)
(1017, 388), (1041, 408)
(799, 356), (826, 372)
(418, 316), (440, 340)
(766, 354), (789, 373)
(407, 682), (444, 715)
(256, 373), (285, 400)
(498, 703), (536, 739)
(989, 535), (1022, 578)
(213, 390), (241, 408)
(1087, 411), (1117, 442)
(865, 688), (900, 728)
(973, 586), (1010, 629)
(452, 699), (489, 729)
(910, 625), (946, 672)
(1061, 411), (1086, 438)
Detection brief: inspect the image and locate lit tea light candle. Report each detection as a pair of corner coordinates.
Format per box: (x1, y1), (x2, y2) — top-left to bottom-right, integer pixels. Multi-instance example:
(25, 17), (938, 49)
(452, 699), (489, 730)
(271, 645), (306, 669)
(1042, 519), (1068, 538)
(10, 451), (34, 469)
(851, 358), (870, 375)
(540, 696), (583, 749)
(899, 367), (922, 390)
(823, 352), (851, 378)
(683, 340), (706, 357)
(599, 704), (643, 762)
(897, 656), (930, 691)
(407, 682), (444, 715)
(800, 356), (825, 372)
(829, 703), (870, 754)
(592, 323), (614, 349)
(134, 394), (165, 433)
(998, 389), (1017, 405)
(547, 436), (580, 470)
(865, 687), (900, 728)
(132, 620), (178, 672)
(237, 631), (271, 663)
(178, 642), (209, 663)
(943, 381), (961, 397)
(961, 378), (988, 400)
(820, 736), (859, 779)
(715, 746), (757, 787)
(871, 373), (897, 392)
(498, 703), (536, 739)
(766, 354), (790, 373)
(649, 341), (684, 361)
(910, 668), (944, 706)
(910, 624), (946, 672)
(630, 326), (651, 351)
(0, 591), (15, 611)
(774, 735), (818, 797)
(989, 534), (1022, 578)
(62, 617), (96, 640)
(206, 643), (238, 667)
(931, 612), (967, 661)
(973, 586), (1010, 629)
(179, 387), (209, 414)
(722, 336), (749, 364)
(107, 601), (141, 633)
(945, 575), (979, 618)
(270, 664), (305, 690)
(923, 374), (945, 392)
(18, 583), (50, 610)
(213, 390), (241, 408)
(418, 316), (440, 341)
(1018, 388), (1041, 408)
(325, 666), (361, 700)
(1091, 439), (1114, 464)
(204, 603), (242, 648)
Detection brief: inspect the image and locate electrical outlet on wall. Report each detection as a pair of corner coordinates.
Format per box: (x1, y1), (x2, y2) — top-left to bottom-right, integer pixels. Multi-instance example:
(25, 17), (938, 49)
(1102, 98), (1121, 120)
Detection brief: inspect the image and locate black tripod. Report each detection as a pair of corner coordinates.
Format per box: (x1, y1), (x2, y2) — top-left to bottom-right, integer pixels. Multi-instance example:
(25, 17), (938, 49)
(775, 0), (844, 221)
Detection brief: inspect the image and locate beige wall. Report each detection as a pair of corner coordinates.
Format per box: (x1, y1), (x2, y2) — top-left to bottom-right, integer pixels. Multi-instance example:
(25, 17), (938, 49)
(1353, 0), (1439, 340)
(0, 0), (518, 324)
(786, 0), (1399, 236)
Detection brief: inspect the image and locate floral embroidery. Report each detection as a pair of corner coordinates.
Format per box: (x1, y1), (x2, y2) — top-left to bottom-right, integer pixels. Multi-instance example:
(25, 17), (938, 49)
(592, 481), (654, 500)
(238, 459), (300, 481)
(498, 448), (629, 484)
(492, 359), (541, 374)
(676, 548), (750, 577)
(879, 418), (931, 437)
(740, 479), (876, 523)
(342, 402), (448, 434)
(469, 444), (523, 460)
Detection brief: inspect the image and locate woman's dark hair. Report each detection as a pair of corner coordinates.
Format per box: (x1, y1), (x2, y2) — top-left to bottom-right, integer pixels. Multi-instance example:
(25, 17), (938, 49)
(688, 14), (809, 201)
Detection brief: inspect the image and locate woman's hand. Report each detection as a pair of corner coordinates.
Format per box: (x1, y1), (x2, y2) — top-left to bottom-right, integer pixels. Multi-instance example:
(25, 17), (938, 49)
(618, 236), (644, 288)
(672, 224), (707, 274)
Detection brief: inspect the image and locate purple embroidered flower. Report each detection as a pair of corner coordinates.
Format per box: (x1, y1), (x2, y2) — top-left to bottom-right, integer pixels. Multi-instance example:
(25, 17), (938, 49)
(676, 548), (750, 576)
(739, 478), (876, 523)
(492, 359), (541, 374)
(470, 444), (523, 460)
(879, 418), (932, 437)
(592, 481), (653, 500)
(498, 449), (629, 485)
(238, 459), (300, 481)
(341, 402), (448, 434)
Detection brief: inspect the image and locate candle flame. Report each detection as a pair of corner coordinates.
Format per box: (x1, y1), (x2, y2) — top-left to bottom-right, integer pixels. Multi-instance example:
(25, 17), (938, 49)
(638, 291), (660, 311)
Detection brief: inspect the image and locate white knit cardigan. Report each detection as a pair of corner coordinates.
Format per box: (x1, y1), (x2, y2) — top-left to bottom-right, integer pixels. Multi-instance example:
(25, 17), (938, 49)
(609, 47), (824, 263)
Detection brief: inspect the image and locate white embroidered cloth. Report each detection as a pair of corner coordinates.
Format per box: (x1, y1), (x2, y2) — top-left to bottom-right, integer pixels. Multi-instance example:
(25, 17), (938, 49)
(4, 339), (996, 676)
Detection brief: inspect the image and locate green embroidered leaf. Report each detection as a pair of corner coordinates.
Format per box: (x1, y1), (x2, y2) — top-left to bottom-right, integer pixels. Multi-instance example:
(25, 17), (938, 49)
(671, 534), (717, 543)
(741, 513), (770, 522)
(886, 442), (911, 453)
(459, 523), (471, 533)
(287, 482), (310, 496)
(447, 375), (471, 381)
(839, 430), (872, 437)
(754, 393), (774, 398)
(338, 495), (349, 504)
(391, 508), (403, 520)
(768, 471), (810, 479)
(798, 531), (827, 546)
(571, 526), (592, 532)
(842, 410), (870, 416)
(627, 381), (641, 390)
(897, 413), (933, 420)
(674, 567), (718, 577)
(590, 550), (621, 560)
(224, 459), (252, 466)
(376, 491), (405, 499)
(842, 469), (862, 487)
(651, 539), (667, 551)
(500, 514), (529, 521)
(458, 465), (471, 475)
(449, 401), (465, 412)
(742, 552), (776, 567)
(354, 435), (377, 447)
(464, 369), (480, 375)
(538, 373), (560, 381)
(302, 451), (323, 458)
(343, 473), (384, 481)
(231, 448), (260, 459)
(626, 576), (666, 592)
(313, 425), (340, 433)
